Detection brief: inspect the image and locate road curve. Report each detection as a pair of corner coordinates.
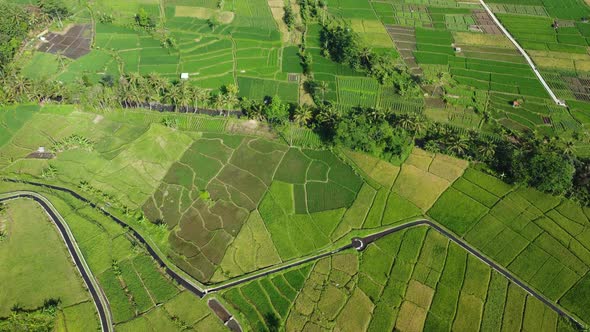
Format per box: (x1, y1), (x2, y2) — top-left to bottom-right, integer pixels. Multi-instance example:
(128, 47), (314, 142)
(2, 179), (207, 298)
(2, 179), (585, 329)
(0, 193), (114, 332)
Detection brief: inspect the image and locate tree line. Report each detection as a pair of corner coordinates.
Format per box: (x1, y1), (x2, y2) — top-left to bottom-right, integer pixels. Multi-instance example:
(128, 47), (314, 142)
(0, 0), (588, 204)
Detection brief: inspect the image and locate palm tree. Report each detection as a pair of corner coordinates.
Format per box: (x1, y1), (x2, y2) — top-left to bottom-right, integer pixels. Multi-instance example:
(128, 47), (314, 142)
(562, 138), (576, 156)
(446, 135), (470, 156)
(193, 87), (210, 111)
(212, 93), (225, 113)
(478, 139), (496, 161)
(481, 109), (491, 124)
(413, 114), (428, 136)
(316, 103), (340, 126)
(359, 47), (372, 67)
(397, 114), (415, 131)
(166, 84), (181, 110)
(178, 81), (192, 112)
(316, 81), (329, 101)
(223, 86), (239, 111)
(294, 105), (312, 126)
(432, 70), (447, 96)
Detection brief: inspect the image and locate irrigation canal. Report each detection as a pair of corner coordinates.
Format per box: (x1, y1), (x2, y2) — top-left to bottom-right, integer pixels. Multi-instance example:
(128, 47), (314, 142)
(0, 179), (585, 330)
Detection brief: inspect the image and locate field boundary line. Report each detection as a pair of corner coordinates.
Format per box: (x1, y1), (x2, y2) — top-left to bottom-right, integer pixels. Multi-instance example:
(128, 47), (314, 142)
(1, 180), (585, 329)
(478, 0), (566, 107)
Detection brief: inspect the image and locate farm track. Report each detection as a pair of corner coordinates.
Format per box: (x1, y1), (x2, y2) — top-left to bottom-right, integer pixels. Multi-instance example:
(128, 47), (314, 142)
(479, 0), (566, 107)
(1, 179), (585, 330)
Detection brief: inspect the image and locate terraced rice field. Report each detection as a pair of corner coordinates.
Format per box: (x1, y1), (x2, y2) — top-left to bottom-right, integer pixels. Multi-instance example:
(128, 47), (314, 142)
(2, 103), (590, 329)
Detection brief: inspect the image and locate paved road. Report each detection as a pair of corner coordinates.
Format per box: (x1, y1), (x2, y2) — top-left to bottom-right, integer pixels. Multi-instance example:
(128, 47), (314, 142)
(0, 193), (114, 332)
(2, 179), (585, 329)
(1, 179), (208, 298)
(359, 220), (585, 329)
(479, 0), (566, 107)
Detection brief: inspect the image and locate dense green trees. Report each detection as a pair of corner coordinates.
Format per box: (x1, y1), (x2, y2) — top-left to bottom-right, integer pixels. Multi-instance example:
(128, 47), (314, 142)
(334, 107), (411, 159)
(135, 8), (156, 29)
(319, 22), (417, 89)
(0, 2), (32, 71)
(283, 5), (295, 30)
(37, 0), (69, 19)
(526, 152), (575, 194)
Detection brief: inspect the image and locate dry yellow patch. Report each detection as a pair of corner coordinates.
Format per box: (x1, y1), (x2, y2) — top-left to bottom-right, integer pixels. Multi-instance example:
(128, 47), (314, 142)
(370, 160), (400, 188)
(334, 289), (375, 332)
(395, 301), (428, 332)
(576, 60), (590, 73)
(393, 164), (450, 211)
(404, 280), (435, 308)
(350, 19), (393, 48)
(429, 153), (468, 182)
(405, 152), (433, 171)
(331, 253), (358, 275)
(317, 285), (348, 320)
(174, 6), (234, 23)
(345, 150), (399, 187)
(454, 32), (514, 48)
(175, 6), (214, 18)
(452, 292), (484, 332)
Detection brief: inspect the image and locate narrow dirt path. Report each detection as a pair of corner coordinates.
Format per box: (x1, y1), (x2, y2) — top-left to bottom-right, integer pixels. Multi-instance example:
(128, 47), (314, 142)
(479, 0), (566, 107)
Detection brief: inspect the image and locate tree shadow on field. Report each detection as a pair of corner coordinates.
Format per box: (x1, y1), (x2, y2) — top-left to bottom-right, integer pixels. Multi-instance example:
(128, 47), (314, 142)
(264, 312), (280, 332)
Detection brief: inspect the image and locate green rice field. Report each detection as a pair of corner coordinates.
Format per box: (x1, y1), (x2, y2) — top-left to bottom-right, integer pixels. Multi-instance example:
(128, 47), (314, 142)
(5, 0), (590, 329)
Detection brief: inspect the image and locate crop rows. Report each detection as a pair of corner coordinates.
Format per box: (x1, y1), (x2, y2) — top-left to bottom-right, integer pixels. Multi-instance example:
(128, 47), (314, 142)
(429, 167), (590, 322)
(222, 225), (571, 331)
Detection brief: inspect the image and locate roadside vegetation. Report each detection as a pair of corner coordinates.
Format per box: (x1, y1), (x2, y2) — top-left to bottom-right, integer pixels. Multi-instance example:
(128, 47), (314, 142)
(2, 0), (590, 330)
(0, 199), (98, 331)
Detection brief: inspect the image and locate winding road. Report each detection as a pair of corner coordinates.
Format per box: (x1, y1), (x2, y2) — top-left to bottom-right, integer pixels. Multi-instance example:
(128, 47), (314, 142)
(0, 192), (114, 332)
(1, 179), (585, 330)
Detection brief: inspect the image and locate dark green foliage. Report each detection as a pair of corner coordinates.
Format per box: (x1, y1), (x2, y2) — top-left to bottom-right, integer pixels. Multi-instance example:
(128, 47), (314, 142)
(135, 8), (156, 29)
(321, 24), (361, 67)
(264, 96), (290, 124)
(224, 289), (266, 331)
(481, 272), (509, 331)
(132, 256), (178, 303)
(0, 2), (31, 70)
(320, 22), (415, 86)
(38, 0), (69, 18)
(306, 181), (357, 212)
(119, 260), (154, 313)
(283, 5), (295, 30)
(283, 269), (307, 290)
(335, 107), (412, 159)
(428, 188), (489, 236)
(98, 268), (135, 322)
(259, 279), (291, 318)
(0, 308), (55, 331)
(274, 148), (311, 184)
(525, 152), (575, 195)
(559, 270), (590, 320)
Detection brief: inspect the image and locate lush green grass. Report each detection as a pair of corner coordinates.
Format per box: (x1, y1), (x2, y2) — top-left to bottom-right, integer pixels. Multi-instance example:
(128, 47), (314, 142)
(428, 187), (489, 236)
(222, 226), (569, 331)
(0, 200), (95, 324)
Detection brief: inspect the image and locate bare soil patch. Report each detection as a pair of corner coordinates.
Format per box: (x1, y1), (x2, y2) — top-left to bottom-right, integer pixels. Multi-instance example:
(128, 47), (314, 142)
(37, 24), (92, 59)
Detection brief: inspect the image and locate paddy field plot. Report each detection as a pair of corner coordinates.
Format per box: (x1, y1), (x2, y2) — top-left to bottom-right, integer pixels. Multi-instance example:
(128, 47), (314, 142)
(221, 226), (572, 331)
(429, 167), (590, 324)
(0, 199), (99, 329)
(0, 179), (224, 331)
